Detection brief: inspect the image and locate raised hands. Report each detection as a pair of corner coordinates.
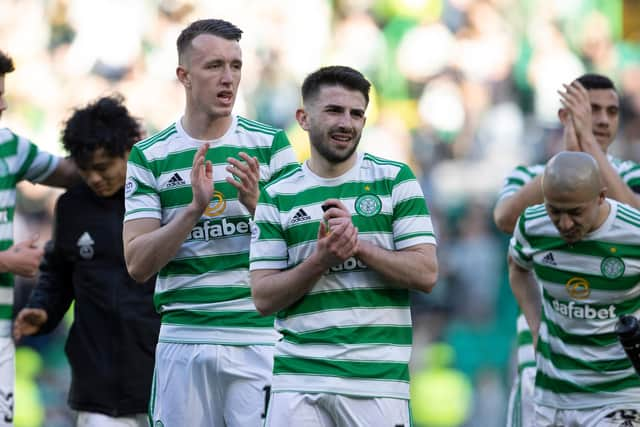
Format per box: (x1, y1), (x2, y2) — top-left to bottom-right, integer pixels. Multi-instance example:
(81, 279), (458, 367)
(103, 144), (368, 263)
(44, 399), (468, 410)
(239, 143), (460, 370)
(190, 143), (215, 214)
(315, 199), (359, 268)
(558, 81), (597, 151)
(226, 152), (260, 214)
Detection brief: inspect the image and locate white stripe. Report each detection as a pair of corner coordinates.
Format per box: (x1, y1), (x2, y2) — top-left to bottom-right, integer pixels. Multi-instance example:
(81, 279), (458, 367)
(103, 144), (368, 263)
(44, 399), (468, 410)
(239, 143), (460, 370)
(0, 189), (16, 209)
(0, 223), (13, 241)
(518, 345), (535, 364)
(158, 324), (279, 345)
(277, 308), (411, 333)
(0, 320), (10, 337)
(161, 297), (257, 312)
(539, 322), (626, 362)
(272, 374), (409, 399)
(535, 386), (640, 409)
(0, 288), (12, 305)
(155, 271), (248, 293)
(275, 341), (411, 363)
(536, 352), (634, 384)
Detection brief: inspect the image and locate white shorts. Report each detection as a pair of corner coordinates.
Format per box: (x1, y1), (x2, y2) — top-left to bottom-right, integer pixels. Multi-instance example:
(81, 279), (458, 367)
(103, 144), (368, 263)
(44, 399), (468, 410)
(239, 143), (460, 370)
(0, 337), (14, 427)
(506, 366), (535, 427)
(536, 405), (640, 427)
(149, 343), (273, 427)
(264, 391), (411, 427)
(76, 412), (147, 427)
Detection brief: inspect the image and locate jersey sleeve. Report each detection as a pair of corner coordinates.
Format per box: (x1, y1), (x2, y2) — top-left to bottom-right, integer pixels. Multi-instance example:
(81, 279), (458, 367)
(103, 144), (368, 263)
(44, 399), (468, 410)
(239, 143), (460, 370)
(392, 163), (436, 249)
(617, 159), (640, 192)
(250, 189), (289, 271)
(16, 134), (60, 183)
(508, 213), (534, 270)
(267, 131), (298, 183)
(496, 165), (542, 202)
(124, 144), (161, 221)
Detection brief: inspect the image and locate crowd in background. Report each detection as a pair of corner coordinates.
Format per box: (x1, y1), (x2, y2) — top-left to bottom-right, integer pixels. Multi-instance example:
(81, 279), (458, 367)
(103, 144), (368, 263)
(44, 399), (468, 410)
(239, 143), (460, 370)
(2, 0), (640, 425)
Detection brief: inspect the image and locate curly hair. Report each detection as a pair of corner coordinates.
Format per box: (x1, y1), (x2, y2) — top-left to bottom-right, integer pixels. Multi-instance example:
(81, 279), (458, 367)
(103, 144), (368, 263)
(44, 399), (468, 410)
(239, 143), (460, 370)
(0, 50), (15, 75)
(61, 95), (143, 169)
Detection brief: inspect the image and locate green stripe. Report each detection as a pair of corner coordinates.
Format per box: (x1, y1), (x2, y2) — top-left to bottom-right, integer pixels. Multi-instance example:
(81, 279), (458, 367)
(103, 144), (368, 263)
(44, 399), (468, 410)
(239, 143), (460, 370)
(525, 235), (640, 260)
(0, 305), (12, 319)
(154, 286), (251, 307)
(162, 309), (274, 327)
(543, 312), (618, 346)
(136, 125), (177, 150)
(160, 253), (248, 277)
(278, 288), (409, 318)
(274, 356), (410, 381)
(537, 339), (631, 371)
(281, 325), (413, 346)
(536, 370), (640, 393)
(536, 264), (640, 291)
(273, 182), (393, 210)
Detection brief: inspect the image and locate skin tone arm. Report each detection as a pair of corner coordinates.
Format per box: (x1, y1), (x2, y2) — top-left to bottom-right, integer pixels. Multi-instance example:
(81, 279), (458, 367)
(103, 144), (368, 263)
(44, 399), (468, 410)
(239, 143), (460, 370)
(124, 143), (214, 282)
(508, 255), (542, 347)
(0, 234), (43, 276)
(493, 176), (544, 234)
(39, 157), (80, 188)
(251, 199), (438, 315)
(560, 82), (640, 208)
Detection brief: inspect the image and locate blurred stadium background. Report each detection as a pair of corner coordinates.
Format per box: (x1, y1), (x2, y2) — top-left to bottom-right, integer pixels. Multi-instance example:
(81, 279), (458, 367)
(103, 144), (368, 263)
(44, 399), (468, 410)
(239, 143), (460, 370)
(2, 0), (640, 425)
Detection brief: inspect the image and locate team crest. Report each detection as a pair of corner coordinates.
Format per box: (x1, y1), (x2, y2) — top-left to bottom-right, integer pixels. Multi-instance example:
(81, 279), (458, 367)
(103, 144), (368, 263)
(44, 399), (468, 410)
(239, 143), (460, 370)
(601, 256), (625, 279)
(77, 232), (95, 260)
(355, 194), (382, 217)
(204, 191), (226, 217)
(565, 277), (590, 299)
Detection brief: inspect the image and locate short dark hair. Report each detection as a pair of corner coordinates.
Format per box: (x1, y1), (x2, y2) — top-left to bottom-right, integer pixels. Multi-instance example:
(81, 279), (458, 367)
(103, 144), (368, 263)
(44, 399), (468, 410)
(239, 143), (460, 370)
(576, 73), (616, 92)
(301, 66), (371, 106)
(62, 95), (143, 169)
(177, 19), (242, 62)
(0, 51), (15, 76)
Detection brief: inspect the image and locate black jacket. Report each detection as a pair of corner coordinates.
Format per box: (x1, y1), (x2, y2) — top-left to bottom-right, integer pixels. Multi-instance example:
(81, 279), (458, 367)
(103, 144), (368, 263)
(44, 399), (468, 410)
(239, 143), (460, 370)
(27, 183), (160, 416)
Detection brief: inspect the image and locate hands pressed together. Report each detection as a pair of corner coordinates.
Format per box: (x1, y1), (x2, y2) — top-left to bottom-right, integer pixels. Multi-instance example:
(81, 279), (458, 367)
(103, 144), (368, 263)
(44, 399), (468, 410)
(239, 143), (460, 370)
(316, 199), (359, 269)
(558, 81), (598, 152)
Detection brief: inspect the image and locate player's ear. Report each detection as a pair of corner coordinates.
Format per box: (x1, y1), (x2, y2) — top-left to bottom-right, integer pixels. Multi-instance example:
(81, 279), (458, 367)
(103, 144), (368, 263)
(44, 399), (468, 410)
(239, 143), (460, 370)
(296, 108), (309, 130)
(176, 66), (191, 89)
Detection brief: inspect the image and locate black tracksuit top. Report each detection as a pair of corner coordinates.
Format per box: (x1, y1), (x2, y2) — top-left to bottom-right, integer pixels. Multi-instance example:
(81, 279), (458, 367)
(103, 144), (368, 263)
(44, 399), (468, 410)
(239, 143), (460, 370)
(27, 183), (160, 416)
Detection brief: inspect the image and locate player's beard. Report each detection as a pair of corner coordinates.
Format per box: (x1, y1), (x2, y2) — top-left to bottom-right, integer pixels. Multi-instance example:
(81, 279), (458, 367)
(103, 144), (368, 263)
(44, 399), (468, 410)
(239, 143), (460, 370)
(310, 128), (361, 164)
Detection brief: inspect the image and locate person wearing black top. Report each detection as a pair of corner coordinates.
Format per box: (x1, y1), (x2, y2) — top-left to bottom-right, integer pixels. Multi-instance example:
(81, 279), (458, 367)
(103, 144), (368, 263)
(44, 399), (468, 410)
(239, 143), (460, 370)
(13, 95), (160, 427)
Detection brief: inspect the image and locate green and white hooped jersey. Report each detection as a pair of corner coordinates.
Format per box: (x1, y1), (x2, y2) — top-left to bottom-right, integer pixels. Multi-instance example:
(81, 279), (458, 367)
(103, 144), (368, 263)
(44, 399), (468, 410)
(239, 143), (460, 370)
(498, 157), (640, 373)
(124, 116), (298, 346)
(509, 199), (640, 409)
(0, 128), (59, 337)
(250, 152), (437, 399)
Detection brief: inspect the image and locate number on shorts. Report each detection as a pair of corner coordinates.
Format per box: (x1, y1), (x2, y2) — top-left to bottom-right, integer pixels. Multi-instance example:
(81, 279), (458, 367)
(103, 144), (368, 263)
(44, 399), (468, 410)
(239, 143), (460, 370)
(261, 385), (271, 419)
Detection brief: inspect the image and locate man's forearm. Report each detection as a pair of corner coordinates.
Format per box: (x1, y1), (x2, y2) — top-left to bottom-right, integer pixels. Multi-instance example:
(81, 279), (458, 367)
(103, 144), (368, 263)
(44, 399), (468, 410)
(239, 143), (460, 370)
(508, 257), (542, 345)
(356, 242), (437, 292)
(251, 254), (327, 316)
(494, 176), (544, 234)
(124, 206), (203, 282)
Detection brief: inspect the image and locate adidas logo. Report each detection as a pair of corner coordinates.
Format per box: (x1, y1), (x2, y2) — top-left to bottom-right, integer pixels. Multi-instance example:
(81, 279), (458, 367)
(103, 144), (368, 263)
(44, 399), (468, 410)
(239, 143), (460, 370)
(541, 252), (556, 266)
(166, 172), (186, 188)
(290, 208), (311, 225)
